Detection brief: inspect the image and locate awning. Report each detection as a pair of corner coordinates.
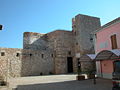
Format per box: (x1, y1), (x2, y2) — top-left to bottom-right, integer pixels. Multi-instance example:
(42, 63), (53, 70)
(95, 49), (120, 61)
(79, 54), (96, 61)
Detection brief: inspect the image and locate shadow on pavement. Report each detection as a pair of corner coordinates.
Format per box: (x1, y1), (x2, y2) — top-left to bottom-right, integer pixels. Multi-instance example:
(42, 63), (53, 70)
(15, 79), (112, 90)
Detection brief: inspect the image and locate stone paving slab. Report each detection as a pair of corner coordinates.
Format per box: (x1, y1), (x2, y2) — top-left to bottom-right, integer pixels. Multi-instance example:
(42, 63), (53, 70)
(0, 74), (112, 90)
(8, 74), (77, 90)
(16, 78), (112, 90)
(0, 87), (8, 90)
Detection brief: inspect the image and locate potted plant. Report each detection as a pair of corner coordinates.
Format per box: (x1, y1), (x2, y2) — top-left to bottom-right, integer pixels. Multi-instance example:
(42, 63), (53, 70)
(85, 67), (96, 79)
(76, 68), (85, 80)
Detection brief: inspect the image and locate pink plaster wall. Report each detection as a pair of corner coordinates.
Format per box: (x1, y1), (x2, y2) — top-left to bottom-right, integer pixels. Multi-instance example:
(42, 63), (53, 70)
(101, 60), (113, 73)
(96, 22), (120, 53)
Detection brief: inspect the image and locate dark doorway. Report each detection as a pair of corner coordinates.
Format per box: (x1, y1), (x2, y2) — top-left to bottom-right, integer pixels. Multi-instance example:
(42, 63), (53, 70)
(67, 57), (73, 73)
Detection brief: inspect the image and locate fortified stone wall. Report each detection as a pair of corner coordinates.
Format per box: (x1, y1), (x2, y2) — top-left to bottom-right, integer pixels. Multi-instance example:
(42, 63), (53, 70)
(0, 14), (102, 79)
(23, 30), (76, 74)
(23, 32), (47, 50)
(0, 48), (22, 80)
(21, 49), (54, 76)
(47, 30), (76, 74)
(0, 48), (54, 80)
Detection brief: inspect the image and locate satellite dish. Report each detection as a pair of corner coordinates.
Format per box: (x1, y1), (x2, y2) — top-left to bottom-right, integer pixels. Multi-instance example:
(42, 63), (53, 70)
(0, 25), (3, 30)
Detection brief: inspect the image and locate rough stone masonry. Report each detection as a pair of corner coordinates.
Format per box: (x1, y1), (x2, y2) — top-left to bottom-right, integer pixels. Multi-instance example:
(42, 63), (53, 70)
(0, 14), (101, 80)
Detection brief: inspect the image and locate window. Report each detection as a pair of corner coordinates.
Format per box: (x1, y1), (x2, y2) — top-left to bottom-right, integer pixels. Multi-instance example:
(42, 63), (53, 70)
(1, 52), (5, 56)
(89, 34), (93, 42)
(16, 53), (20, 57)
(90, 38), (93, 41)
(41, 54), (44, 58)
(68, 51), (71, 55)
(76, 42), (78, 45)
(111, 34), (118, 49)
(51, 54), (53, 57)
(30, 53), (32, 57)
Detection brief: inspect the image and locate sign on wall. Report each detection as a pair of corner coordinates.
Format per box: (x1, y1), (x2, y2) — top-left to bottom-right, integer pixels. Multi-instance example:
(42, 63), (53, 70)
(76, 53), (81, 58)
(99, 41), (108, 49)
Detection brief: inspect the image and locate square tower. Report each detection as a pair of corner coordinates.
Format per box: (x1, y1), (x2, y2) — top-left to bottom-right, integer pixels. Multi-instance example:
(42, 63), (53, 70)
(73, 14), (101, 55)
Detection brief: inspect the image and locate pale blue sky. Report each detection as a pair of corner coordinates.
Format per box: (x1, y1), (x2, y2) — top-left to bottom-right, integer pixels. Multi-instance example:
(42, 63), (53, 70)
(0, 0), (120, 48)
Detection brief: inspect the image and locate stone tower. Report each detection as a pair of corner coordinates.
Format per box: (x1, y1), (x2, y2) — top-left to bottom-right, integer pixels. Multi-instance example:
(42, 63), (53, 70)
(72, 14), (101, 56)
(72, 14), (101, 73)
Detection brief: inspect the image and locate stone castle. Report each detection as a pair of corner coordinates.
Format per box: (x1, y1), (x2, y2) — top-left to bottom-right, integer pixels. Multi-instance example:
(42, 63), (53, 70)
(0, 14), (101, 80)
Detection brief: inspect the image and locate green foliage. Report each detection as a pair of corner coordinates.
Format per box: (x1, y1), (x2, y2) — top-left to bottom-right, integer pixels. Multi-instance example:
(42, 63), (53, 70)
(49, 72), (53, 75)
(40, 72), (43, 75)
(84, 67), (96, 75)
(77, 68), (81, 75)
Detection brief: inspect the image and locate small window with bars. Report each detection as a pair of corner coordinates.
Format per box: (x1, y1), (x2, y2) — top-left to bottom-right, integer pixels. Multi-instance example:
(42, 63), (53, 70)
(68, 51), (71, 55)
(1, 52), (5, 56)
(51, 54), (53, 57)
(41, 54), (44, 58)
(16, 53), (20, 57)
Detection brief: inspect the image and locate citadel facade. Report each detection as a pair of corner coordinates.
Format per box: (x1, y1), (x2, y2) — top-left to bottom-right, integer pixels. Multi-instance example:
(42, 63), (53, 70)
(0, 14), (101, 80)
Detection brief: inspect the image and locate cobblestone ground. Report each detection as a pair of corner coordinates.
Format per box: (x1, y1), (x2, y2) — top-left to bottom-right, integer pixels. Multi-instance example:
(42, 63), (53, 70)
(1, 74), (112, 90)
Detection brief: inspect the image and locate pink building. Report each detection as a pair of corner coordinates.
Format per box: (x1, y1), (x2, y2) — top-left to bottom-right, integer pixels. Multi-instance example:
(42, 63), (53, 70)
(95, 17), (120, 79)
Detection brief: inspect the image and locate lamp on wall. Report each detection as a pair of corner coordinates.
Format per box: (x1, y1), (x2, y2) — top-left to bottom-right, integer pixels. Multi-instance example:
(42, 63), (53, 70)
(0, 25), (3, 30)
(76, 53), (81, 58)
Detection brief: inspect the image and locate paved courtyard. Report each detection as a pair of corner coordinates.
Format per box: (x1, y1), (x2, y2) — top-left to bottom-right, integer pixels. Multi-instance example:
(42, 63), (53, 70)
(1, 74), (112, 90)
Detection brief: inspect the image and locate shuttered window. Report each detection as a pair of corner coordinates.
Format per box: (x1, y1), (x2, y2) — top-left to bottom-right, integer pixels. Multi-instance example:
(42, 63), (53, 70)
(111, 34), (118, 49)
